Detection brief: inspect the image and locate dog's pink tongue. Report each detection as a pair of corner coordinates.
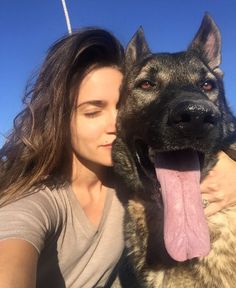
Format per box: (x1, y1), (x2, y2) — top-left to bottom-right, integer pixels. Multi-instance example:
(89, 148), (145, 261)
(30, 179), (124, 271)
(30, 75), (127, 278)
(155, 150), (210, 262)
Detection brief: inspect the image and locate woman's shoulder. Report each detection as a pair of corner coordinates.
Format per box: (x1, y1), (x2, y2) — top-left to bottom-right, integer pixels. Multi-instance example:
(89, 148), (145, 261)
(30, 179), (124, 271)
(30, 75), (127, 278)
(1, 184), (67, 212)
(0, 185), (62, 252)
(0, 184), (72, 252)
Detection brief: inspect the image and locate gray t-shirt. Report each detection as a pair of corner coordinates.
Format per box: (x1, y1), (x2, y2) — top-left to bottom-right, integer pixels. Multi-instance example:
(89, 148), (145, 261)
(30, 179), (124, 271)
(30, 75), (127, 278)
(0, 184), (125, 287)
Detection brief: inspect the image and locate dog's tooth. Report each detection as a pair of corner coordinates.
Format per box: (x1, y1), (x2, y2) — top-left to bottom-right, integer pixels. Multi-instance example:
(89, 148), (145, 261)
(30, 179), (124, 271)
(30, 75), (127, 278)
(148, 147), (156, 164)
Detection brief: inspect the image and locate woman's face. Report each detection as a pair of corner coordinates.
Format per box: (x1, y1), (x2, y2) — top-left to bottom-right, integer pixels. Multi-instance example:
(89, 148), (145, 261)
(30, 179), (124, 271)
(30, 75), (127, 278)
(70, 67), (123, 170)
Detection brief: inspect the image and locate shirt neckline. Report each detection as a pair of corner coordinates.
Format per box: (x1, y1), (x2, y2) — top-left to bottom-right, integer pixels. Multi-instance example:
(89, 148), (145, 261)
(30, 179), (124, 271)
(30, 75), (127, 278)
(66, 184), (114, 239)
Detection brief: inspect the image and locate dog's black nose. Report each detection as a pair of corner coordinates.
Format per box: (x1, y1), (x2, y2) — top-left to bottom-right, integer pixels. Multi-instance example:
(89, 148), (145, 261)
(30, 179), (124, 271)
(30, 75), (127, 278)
(168, 101), (220, 136)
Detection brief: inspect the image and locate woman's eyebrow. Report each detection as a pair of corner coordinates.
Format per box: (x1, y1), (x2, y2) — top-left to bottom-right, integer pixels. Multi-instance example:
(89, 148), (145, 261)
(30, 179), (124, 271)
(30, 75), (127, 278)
(76, 100), (105, 109)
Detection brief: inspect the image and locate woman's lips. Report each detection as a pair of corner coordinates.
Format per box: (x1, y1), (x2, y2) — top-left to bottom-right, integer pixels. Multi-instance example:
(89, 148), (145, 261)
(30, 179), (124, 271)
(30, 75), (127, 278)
(100, 142), (113, 148)
(101, 144), (113, 148)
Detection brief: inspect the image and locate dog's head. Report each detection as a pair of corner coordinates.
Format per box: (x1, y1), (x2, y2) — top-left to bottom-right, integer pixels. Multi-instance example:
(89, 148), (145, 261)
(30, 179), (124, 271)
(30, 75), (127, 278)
(118, 14), (235, 153)
(114, 14), (236, 262)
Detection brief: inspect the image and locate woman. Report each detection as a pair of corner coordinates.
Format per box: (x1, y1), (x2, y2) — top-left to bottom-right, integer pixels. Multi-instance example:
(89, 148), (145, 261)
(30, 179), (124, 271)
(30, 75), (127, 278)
(0, 28), (124, 288)
(0, 27), (235, 288)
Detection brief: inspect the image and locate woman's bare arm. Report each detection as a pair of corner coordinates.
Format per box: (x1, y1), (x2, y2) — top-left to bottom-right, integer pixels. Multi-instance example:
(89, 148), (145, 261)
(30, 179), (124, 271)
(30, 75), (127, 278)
(201, 151), (236, 216)
(0, 239), (38, 288)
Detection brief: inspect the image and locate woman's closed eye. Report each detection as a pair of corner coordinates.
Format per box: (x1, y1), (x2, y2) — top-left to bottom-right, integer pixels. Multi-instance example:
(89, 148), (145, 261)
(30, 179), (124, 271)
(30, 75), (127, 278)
(77, 100), (106, 118)
(84, 110), (102, 118)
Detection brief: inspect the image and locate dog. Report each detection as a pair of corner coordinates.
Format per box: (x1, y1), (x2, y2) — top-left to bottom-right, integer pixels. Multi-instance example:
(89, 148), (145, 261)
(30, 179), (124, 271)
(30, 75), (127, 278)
(112, 14), (236, 287)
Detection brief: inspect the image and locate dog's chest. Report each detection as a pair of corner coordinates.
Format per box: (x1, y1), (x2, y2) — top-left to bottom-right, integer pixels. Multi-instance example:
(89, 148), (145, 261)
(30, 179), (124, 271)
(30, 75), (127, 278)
(125, 201), (236, 287)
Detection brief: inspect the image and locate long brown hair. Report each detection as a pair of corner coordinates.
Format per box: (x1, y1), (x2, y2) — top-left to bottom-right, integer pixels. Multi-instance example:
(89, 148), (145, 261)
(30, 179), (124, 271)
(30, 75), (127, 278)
(0, 27), (124, 206)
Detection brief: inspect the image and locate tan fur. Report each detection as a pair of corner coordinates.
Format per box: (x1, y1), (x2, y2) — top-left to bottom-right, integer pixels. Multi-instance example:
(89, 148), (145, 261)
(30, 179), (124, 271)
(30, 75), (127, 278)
(126, 199), (236, 287)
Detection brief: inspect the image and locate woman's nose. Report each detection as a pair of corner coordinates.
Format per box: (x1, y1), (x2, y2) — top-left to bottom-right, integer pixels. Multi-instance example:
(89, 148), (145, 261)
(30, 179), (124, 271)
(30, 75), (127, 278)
(107, 109), (117, 134)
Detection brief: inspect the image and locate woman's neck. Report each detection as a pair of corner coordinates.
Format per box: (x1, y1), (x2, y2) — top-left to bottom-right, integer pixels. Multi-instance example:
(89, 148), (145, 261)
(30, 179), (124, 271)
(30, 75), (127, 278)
(71, 154), (105, 184)
(70, 154), (110, 226)
(70, 153), (111, 200)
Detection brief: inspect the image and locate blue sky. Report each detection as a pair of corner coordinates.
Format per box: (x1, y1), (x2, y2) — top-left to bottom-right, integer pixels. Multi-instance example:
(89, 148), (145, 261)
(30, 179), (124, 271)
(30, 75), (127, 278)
(1, 0), (236, 147)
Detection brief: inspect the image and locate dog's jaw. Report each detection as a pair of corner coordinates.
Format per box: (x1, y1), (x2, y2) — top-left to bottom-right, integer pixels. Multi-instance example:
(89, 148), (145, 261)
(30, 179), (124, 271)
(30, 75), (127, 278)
(133, 141), (211, 261)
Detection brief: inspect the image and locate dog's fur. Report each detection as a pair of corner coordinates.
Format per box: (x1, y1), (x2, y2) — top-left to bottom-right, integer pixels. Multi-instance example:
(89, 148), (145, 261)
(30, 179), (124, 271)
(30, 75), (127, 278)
(112, 15), (236, 287)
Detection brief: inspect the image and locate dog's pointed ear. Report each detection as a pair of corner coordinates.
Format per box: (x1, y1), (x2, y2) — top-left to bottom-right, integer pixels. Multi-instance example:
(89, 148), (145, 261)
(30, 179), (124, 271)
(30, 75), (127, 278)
(188, 14), (222, 71)
(125, 27), (151, 70)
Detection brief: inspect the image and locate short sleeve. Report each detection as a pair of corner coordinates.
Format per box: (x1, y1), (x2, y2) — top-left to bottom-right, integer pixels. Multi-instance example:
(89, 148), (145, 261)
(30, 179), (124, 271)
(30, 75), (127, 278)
(0, 187), (59, 253)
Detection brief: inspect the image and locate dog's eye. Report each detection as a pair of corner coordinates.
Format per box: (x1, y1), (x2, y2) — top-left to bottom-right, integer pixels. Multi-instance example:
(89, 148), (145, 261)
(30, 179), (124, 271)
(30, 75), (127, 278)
(201, 80), (215, 92)
(138, 80), (155, 90)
